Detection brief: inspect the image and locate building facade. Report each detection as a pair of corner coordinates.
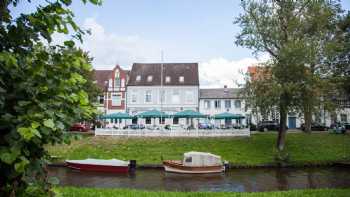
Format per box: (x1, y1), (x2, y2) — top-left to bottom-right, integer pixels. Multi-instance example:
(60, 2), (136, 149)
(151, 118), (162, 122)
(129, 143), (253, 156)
(93, 65), (129, 114)
(199, 86), (249, 126)
(126, 63), (199, 125)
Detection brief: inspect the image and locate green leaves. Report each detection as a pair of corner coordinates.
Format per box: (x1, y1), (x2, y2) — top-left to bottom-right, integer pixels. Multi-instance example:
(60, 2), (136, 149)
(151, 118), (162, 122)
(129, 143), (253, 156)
(1, 0), (101, 195)
(43, 119), (55, 129)
(14, 157), (30, 173)
(18, 127), (42, 141)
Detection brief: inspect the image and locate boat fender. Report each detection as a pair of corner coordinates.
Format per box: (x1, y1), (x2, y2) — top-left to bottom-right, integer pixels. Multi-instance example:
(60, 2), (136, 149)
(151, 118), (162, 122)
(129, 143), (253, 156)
(224, 161), (229, 171)
(129, 160), (137, 172)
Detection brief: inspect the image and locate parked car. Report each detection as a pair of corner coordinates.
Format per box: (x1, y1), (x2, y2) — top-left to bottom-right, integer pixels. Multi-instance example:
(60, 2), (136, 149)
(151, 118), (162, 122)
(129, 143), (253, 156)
(344, 123), (350, 130)
(330, 123), (346, 134)
(249, 123), (257, 131)
(257, 121), (287, 132)
(300, 122), (328, 131)
(123, 124), (145, 130)
(70, 123), (90, 132)
(198, 123), (214, 129)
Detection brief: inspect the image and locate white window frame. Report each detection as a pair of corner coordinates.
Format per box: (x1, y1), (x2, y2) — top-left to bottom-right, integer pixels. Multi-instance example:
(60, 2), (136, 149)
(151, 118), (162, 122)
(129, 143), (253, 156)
(185, 90), (194, 103)
(204, 100), (211, 109)
(165, 76), (171, 83)
(136, 75), (141, 82)
(147, 75), (153, 82)
(172, 89), (180, 104)
(145, 90), (152, 103)
(179, 76), (184, 83)
(111, 93), (122, 106)
(214, 100), (221, 109)
(225, 100), (231, 109)
(234, 100), (241, 109)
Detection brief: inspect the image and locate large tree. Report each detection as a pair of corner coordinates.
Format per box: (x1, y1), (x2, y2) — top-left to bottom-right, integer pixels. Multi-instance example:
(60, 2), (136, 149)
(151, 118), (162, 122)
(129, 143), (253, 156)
(0, 0), (101, 196)
(236, 0), (342, 150)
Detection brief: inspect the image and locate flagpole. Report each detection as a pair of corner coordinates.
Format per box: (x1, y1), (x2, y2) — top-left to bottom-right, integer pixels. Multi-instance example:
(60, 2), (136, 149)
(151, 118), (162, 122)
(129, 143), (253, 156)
(160, 50), (164, 130)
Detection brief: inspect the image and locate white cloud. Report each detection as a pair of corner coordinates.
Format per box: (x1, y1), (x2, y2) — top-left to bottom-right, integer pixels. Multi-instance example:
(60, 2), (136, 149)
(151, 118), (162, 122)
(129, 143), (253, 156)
(199, 55), (269, 88)
(80, 18), (161, 69)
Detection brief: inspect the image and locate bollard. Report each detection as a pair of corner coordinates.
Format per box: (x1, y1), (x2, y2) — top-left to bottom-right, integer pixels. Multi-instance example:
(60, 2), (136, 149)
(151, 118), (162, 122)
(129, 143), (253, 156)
(129, 160), (137, 172)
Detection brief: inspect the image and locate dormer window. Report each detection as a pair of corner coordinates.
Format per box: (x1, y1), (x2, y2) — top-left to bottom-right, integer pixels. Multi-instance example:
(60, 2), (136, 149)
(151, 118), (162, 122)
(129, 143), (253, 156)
(136, 75), (141, 82)
(165, 76), (171, 83)
(179, 76), (184, 83)
(147, 75), (153, 82)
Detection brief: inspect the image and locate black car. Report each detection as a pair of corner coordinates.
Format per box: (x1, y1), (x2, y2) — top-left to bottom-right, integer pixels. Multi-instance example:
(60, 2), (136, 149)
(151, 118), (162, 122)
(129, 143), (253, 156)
(344, 123), (350, 130)
(257, 121), (280, 132)
(300, 123), (328, 131)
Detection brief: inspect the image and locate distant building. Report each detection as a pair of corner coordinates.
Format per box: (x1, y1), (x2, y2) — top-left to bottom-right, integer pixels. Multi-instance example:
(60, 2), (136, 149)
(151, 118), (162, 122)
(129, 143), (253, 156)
(126, 63), (199, 125)
(93, 65), (129, 114)
(199, 86), (249, 126)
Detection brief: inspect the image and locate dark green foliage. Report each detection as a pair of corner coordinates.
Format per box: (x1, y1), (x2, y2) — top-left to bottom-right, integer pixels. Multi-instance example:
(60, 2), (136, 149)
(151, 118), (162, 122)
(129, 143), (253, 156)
(0, 0), (102, 196)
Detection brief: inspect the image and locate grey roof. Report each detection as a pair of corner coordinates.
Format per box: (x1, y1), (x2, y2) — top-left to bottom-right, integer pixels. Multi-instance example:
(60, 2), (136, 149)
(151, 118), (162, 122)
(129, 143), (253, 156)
(127, 63), (199, 86)
(200, 88), (243, 99)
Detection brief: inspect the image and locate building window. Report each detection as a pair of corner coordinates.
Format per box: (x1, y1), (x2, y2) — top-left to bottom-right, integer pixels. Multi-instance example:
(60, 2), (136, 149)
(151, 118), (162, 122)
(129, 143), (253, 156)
(136, 75), (141, 82)
(225, 100), (231, 108)
(145, 90), (152, 103)
(185, 90), (194, 103)
(179, 76), (184, 83)
(160, 90), (165, 103)
(165, 76), (171, 83)
(172, 89), (180, 103)
(131, 92), (137, 103)
(109, 79), (112, 88)
(145, 117), (151, 124)
(132, 118), (137, 124)
(214, 100), (221, 109)
(173, 117), (179, 124)
(147, 75), (153, 82)
(121, 78), (125, 87)
(114, 77), (120, 88)
(111, 94), (121, 106)
(204, 100), (211, 109)
(98, 95), (104, 104)
(341, 114), (347, 122)
(234, 100), (241, 108)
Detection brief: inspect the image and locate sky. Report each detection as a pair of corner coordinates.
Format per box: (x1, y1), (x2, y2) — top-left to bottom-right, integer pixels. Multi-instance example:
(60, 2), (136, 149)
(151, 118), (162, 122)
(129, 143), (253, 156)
(11, 0), (350, 88)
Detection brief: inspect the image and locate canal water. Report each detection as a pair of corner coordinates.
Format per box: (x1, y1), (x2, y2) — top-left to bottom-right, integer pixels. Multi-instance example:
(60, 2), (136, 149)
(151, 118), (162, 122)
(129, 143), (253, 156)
(48, 166), (350, 192)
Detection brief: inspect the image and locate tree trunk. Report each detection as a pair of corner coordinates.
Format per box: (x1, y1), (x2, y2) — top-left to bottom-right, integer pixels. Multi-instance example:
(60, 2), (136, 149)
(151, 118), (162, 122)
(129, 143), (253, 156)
(277, 103), (287, 151)
(303, 105), (312, 133)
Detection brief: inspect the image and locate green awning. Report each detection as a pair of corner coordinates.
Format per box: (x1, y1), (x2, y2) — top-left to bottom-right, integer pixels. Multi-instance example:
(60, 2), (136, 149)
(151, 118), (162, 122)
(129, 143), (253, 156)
(137, 109), (169, 118)
(173, 110), (207, 118)
(213, 112), (245, 119)
(100, 112), (133, 119)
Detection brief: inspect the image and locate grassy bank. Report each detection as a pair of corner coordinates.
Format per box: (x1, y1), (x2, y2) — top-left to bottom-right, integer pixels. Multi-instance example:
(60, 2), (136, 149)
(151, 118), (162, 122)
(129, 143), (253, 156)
(47, 132), (350, 166)
(55, 187), (350, 197)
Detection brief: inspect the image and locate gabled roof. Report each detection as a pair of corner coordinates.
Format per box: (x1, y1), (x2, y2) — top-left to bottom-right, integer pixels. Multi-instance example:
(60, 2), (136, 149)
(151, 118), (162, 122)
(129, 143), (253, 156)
(93, 70), (111, 89)
(127, 63), (199, 86)
(200, 88), (242, 99)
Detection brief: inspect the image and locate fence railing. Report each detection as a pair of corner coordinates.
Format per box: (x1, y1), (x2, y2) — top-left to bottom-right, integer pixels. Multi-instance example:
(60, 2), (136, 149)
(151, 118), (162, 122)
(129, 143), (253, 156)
(94, 128), (250, 137)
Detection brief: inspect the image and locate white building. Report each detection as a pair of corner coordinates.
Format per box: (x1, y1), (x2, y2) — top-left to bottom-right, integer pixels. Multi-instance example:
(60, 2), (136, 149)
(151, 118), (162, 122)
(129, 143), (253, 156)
(126, 63), (200, 126)
(199, 86), (249, 127)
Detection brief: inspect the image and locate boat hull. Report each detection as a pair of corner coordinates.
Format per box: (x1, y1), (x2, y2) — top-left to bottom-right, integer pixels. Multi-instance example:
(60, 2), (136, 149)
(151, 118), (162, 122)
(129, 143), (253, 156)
(163, 160), (224, 174)
(66, 162), (129, 173)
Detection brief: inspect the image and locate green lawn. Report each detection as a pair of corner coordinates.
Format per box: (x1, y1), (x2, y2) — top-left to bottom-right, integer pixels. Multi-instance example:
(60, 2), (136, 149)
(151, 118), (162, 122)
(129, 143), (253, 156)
(47, 132), (350, 166)
(55, 187), (350, 197)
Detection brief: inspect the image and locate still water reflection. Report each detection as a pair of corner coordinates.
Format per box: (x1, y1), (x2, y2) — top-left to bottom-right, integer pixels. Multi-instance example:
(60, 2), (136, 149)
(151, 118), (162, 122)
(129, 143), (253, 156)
(48, 166), (350, 192)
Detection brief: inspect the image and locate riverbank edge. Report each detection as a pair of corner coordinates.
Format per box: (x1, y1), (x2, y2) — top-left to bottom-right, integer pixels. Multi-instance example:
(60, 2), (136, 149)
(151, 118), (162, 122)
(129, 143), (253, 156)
(48, 160), (350, 169)
(55, 187), (350, 197)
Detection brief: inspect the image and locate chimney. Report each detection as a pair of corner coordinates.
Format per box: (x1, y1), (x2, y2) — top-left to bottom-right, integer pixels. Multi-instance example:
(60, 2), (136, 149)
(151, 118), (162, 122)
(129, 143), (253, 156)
(224, 85), (228, 94)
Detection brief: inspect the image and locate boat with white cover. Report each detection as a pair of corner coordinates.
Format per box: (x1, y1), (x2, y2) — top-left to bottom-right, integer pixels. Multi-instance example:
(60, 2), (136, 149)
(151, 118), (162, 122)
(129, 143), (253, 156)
(163, 152), (226, 174)
(65, 158), (132, 173)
